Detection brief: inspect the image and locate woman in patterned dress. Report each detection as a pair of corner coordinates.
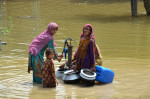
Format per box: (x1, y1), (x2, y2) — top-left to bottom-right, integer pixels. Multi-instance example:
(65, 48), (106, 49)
(72, 24), (96, 72)
(59, 24), (103, 69)
(28, 22), (63, 83)
(75, 24), (103, 66)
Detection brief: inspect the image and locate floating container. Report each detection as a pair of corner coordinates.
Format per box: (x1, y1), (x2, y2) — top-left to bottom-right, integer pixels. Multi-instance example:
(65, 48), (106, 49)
(95, 65), (114, 83)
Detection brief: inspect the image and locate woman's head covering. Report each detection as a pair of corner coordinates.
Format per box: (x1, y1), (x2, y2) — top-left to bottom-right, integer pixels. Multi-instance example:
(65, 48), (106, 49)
(28, 22), (58, 56)
(47, 22), (58, 33)
(80, 24), (95, 39)
(74, 24), (100, 59)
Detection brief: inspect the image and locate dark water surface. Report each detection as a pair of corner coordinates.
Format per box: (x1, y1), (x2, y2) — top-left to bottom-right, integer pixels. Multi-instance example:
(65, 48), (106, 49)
(0, 0), (150, 99)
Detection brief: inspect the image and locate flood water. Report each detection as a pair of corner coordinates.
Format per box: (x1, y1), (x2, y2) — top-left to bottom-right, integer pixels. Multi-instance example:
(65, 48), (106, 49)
(0, 0), (150, 99)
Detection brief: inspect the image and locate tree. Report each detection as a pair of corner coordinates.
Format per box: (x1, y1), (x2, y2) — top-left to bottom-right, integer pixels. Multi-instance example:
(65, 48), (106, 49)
(143, 0), (150, 15)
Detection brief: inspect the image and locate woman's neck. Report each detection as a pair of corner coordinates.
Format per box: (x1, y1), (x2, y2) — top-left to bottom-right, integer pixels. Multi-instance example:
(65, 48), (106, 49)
(84, 36), (90, 40)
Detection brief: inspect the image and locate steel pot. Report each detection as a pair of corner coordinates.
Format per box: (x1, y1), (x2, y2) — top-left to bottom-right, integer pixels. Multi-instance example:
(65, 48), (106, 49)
(55, 67), (68, 79)
(62, 70), (80, 84)
(80, 69), (96, 86)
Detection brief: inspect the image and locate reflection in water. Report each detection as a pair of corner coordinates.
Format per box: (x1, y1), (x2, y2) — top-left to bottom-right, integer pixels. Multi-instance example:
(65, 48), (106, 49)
(0, 0), (150, 99)
(31, 0), (40, 35)
(0, 0), (12, 35)
(55, 82), (114, 99)
(70, 0), (130, 4)
(28, 80), (114, 99)
(0, 0), (6, 34)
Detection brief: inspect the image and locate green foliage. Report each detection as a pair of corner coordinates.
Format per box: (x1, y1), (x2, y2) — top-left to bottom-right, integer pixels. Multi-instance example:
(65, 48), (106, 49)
(0, 16), (12, 35)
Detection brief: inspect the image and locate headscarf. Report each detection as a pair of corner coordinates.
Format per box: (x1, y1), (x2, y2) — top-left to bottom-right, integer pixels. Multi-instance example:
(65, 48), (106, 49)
(80, 24), (95, 39)
(74, 24), (100, 59)
(28, 22), (58, 56)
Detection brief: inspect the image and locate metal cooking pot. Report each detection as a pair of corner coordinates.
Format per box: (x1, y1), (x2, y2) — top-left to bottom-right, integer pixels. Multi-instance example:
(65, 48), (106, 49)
(62, 70), (80, 84)
(55, 67), (68, 79)
(80, 69), (96, 86)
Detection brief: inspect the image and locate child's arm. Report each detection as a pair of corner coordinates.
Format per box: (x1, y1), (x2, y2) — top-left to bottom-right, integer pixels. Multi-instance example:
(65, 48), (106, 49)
(52, 72), (58, 85)
(55, 79), (58, 85)
(52, 42), (63, 61)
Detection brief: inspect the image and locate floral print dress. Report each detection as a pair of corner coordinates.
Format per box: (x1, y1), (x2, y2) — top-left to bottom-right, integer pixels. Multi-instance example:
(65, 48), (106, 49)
(41, 59), (56, 87)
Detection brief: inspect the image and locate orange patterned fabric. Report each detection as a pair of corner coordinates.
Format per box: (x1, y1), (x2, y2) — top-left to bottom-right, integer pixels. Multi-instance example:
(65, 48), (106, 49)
(41, 59), (56, 87)
(76, 38), (95, 71)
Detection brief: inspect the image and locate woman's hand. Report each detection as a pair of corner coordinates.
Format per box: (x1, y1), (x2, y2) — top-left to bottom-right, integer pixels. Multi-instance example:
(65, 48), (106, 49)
(71, 65), (77, 72)
(58, 54), (63, 58)
(90, 67), (96, 72)
(57, 54), (63, 62)
(28, 67), (30, 73)
(59, 63), (65, 68)
(57, 56), (62, 62)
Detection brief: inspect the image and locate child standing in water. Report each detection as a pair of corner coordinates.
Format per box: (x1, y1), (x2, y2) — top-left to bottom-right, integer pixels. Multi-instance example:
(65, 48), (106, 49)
(41, 48), (58, 87)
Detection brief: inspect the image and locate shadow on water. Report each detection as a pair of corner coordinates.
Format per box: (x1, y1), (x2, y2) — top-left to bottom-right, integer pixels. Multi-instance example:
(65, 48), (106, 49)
(70, 0), (131, 4)
(75, 14), (132, 23)
(6, 0), (39, 2)
(72, 13), (150, 23)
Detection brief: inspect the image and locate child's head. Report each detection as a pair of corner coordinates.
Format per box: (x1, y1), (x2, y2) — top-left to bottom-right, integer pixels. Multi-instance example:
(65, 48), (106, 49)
(45, 48), (55, 59)
(83, 25), (92, 37)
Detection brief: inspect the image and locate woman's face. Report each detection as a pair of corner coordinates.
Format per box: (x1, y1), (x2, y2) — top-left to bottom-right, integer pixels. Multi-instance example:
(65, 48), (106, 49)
(50, 27), (58, 35)
(83, 26), (92, 37)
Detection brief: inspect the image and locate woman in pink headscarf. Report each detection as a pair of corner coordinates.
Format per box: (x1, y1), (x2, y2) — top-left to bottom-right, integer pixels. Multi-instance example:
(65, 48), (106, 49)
(28, 22), (63, 84)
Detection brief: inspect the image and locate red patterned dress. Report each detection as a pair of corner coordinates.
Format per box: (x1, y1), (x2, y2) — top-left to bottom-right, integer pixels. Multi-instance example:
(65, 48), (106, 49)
(41, 59), (56, 87)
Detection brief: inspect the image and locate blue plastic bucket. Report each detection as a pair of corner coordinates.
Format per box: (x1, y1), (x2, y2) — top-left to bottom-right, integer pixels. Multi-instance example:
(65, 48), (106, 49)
(95, 65), (114, 83)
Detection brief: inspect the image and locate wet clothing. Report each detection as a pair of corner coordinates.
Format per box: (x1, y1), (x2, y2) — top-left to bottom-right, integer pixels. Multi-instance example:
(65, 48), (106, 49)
(41, 59), (56, 87)
(74, 24), (103, 66)
(28, 39), (58, 83)
(74, 38), (95, 71)
(95, 44), (103, 66)
(28, 22), (58, 84)
(28, 22), (57, 56)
